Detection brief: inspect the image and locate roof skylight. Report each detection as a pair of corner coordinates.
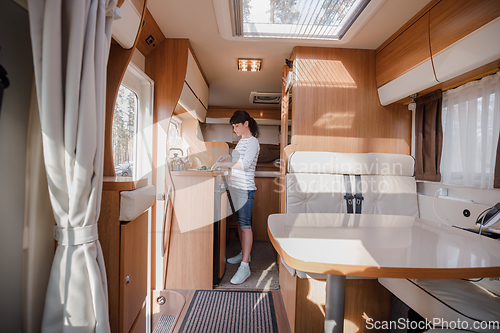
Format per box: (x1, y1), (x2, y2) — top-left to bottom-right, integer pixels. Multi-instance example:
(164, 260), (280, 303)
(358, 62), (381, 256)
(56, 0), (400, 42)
(233, 0), (371, 40)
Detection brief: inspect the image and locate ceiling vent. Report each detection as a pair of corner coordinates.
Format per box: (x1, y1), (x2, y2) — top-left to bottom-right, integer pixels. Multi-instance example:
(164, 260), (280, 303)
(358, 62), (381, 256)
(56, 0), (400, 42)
(249, 92), (281, 104)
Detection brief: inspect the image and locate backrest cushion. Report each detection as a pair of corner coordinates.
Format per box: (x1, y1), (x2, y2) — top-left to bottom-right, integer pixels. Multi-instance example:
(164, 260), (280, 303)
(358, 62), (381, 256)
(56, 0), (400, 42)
(288, 151), (415, 176)
(286, 152), (418, 216)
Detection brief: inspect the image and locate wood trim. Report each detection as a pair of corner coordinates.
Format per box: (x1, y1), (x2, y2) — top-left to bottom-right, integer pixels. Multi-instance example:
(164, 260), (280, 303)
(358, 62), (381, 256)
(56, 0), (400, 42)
(441, 67), (500, 92)
(102, 177), (148, 191)
(269, 229), (500, 279)
(170, 171), (227, 177)
(162, 190), (173, 290)
(376, 0), (441, 54)
(129, 300), (147, 333)
(130, 0), (144, 13)
(278, 260), (296, 333)
(145, 38), (189, 291)
(104, 1), (148, 177)
(97, 191), (121, 333)
(207, 106), (281, 120)
(279, 65), (289, 214)
(146, 39), (189, 131)
(136, 8), (166, 57)
(376, 12), (431, 88)
(429, 0), (500, 57)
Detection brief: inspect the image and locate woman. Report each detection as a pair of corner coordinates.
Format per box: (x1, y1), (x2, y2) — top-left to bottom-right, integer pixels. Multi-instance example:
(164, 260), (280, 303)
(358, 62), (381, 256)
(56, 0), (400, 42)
(213, 110), (260, 284)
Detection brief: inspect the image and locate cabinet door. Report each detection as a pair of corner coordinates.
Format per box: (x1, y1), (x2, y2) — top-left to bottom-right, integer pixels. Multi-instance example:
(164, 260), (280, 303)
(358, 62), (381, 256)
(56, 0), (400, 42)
(376, 12), (431, 88)
(430, 0), (500, 57)
(252, 177), (280, 241)
(120, 212), (148, 333)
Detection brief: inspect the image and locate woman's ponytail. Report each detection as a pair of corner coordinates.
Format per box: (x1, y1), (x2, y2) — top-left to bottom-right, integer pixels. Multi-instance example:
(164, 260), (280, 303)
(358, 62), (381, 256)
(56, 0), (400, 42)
(230, 110), (260, 138)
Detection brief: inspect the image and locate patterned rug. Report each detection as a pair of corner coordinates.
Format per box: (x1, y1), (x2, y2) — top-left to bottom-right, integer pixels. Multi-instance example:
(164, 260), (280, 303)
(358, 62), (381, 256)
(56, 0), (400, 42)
(178, 290), (278, 333)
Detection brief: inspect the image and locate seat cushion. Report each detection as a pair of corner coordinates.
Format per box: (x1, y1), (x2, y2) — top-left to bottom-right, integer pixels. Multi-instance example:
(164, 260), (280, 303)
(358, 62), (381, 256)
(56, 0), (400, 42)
(119, 184), (155, 221)
(411, 279), (500, 322)
(379, 277), (500, 332)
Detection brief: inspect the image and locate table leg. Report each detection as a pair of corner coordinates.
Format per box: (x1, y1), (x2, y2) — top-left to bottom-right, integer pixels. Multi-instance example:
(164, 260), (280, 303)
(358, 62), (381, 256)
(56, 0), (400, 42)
(325, 275), (346, 333)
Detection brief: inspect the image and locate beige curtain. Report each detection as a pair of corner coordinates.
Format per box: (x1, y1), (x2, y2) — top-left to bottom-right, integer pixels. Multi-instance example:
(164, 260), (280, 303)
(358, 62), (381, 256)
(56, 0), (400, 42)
(27, 0), (119, 331)
(22, 82), (56, 333)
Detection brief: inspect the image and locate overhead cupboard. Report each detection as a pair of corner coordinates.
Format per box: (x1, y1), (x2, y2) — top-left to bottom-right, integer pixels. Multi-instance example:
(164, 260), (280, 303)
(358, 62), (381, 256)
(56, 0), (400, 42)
(177, 48), (209, 122)
(376, 0), (500, 105)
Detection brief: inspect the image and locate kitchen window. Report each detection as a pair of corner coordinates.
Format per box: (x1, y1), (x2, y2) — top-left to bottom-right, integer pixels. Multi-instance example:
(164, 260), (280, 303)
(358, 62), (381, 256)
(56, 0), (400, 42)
(112, 84), (138, 177)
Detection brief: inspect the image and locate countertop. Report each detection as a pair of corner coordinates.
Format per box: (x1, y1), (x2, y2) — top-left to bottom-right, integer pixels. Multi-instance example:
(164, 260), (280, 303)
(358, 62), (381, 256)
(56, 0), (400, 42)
(102, 176), (148, 191)
(170, 170), (228, 177)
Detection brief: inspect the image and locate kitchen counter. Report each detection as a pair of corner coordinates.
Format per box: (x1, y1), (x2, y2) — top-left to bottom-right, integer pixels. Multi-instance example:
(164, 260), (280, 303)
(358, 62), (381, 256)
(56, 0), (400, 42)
(102, 176), (148, 191)
(170, 170), (228, 177)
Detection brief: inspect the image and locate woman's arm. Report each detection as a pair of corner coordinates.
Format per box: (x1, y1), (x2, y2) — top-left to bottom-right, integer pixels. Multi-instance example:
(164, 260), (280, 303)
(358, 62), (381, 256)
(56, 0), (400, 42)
(238, 139), (259, 171)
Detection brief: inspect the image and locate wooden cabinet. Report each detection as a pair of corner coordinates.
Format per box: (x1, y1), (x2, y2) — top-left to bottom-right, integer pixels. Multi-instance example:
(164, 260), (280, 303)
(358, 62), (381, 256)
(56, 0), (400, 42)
(376, 12), (431, 88)
(252, 177), (280, 241)
(226, 175), (280, 242)
(163, 172), (226, 289)
(98, 178), (149, 333)
(376, 0), (500, 89)
(429, 0), (500, 57)
(120, 213), (148, 333)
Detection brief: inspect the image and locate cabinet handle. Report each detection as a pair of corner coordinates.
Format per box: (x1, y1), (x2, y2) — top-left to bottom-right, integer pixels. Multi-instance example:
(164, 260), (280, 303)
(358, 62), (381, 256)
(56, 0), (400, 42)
(161, 185), (173, 257)
(125, 275), (131, 285)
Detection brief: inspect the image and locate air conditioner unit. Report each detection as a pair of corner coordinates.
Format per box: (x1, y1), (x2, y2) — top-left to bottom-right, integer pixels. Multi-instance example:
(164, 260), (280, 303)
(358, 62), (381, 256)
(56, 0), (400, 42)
(249, 92), (281, 104)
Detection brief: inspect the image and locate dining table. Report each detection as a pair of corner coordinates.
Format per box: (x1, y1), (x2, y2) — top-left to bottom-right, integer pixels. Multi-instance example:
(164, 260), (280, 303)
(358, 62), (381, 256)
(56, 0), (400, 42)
(267, 213), (500, 333)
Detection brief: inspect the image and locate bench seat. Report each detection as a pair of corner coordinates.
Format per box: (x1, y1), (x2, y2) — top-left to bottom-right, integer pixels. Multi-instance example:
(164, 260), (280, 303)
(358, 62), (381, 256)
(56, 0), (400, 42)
(379, 278), (500, 332)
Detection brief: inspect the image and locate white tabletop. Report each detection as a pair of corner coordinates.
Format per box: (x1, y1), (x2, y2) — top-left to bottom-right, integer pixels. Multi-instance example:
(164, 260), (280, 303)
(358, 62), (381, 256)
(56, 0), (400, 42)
(268, 213), (500, 279)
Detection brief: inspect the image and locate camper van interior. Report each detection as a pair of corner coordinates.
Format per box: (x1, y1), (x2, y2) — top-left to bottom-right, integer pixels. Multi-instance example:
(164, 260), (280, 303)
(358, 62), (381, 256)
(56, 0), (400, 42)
(2, 0), (500, 332)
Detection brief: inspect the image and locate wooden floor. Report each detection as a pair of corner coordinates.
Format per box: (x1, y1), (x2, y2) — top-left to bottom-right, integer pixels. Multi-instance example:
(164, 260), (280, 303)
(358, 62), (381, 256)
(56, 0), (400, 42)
(167, 289), (291, 333)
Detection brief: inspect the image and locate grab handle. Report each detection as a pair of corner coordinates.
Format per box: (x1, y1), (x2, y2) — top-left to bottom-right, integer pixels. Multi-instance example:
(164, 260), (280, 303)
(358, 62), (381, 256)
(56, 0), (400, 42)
(161, 185), (172, 257)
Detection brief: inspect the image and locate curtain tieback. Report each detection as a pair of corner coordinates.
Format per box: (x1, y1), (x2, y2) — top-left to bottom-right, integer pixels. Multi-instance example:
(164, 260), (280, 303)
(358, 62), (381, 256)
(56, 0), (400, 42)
(54, 224), (99, 246)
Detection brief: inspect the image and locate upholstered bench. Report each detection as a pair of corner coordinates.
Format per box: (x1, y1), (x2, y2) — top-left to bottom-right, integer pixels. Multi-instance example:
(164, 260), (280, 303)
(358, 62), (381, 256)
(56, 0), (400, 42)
(379, 278), (500, 332)
(282, 151), (418, 279)
(281, 151), (500, 332)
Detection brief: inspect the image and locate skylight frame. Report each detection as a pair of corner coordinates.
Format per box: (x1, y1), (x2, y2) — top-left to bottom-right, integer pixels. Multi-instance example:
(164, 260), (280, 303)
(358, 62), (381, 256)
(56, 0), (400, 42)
(233, 0), (372, 41)
(212, 0), (386, 43)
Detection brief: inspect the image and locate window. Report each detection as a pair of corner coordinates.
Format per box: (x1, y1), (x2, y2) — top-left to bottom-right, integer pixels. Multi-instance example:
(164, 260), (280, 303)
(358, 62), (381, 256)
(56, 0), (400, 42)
(234, 0), (370, 40)
(440, 72), (500, 189)
(113, 85), (137, 177)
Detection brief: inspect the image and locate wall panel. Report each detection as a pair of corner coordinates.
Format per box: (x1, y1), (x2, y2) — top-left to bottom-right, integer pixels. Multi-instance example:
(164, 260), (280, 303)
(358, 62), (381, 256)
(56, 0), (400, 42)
(291, 47), (411, 155)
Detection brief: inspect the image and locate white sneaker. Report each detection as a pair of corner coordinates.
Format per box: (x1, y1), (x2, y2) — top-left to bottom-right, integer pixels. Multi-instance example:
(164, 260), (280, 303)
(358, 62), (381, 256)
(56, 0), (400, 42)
(230, 265), (251, 285)
(226, 251), (251, 264)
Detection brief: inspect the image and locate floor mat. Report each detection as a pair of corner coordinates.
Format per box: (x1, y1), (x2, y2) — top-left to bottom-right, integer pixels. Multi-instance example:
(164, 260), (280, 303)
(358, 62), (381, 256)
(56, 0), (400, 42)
(178, 290), (278, 333)
(152, 315), (175, 333)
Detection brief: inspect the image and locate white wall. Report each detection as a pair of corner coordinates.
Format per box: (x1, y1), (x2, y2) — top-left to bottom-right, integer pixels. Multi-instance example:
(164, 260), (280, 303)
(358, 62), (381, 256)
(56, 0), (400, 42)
(0, 1), (33, 332)
(417, 181), (500, 227)
(199, 123), (280, 144)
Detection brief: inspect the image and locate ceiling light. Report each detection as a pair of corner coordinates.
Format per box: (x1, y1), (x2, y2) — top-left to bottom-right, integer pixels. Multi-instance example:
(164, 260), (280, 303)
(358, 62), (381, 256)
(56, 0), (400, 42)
(238, 59), (261, 72)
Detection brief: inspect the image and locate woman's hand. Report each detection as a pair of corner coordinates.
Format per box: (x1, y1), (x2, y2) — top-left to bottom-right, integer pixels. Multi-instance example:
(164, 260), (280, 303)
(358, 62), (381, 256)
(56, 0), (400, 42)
(216, 154), (231, 163)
